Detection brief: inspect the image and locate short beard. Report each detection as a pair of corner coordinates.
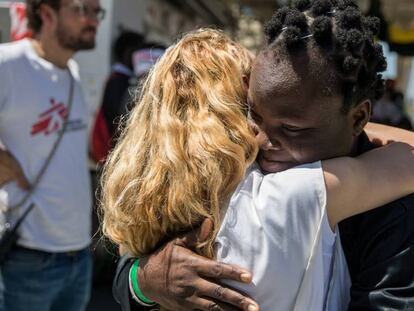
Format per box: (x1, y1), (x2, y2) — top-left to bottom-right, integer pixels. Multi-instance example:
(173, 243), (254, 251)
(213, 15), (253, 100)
(56, 23), (96, 51)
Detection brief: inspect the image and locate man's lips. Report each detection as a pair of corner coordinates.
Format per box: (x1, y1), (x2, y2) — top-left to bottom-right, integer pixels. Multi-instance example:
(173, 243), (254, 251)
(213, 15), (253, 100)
(260, 152), (291, 163)
(257, 153), (295, 173)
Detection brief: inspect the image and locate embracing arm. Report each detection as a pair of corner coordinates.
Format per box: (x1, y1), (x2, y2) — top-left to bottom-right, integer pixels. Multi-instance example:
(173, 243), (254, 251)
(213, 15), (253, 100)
(113, 219), (260, 311)
(365, 122), (414, 146)
(323, 142), (414, 228)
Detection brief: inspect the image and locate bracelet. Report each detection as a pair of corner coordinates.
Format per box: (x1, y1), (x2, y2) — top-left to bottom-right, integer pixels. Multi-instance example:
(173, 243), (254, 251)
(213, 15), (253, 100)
(129, 258), (157, 306)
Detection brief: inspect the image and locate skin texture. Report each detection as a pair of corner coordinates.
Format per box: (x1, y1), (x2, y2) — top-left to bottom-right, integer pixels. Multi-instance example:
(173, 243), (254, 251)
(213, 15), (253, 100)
(249, 49), (369, 173)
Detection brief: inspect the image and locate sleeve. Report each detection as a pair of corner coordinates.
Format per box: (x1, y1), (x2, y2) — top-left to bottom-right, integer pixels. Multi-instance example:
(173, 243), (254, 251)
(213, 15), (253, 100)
(256, 161), (327, 247)
(340, 197), (414, 310)
(112, 254), (152, 311)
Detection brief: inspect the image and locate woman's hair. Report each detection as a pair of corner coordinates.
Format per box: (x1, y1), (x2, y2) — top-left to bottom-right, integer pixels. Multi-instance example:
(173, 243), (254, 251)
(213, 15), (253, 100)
(101, 29), (258, 258)
(264, 0), (387, 112)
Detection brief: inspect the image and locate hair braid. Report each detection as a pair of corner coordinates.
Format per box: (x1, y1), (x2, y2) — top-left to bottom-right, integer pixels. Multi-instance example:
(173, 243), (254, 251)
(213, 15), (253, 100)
(264, 0), (387, 111)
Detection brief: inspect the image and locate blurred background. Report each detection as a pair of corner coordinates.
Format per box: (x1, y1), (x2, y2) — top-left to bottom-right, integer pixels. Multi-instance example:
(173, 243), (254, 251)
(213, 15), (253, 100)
(0, 0), (413, 310)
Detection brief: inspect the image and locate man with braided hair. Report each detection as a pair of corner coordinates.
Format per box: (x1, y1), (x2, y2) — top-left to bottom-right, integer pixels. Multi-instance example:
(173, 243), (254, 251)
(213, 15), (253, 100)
(113, 1), (414, 310)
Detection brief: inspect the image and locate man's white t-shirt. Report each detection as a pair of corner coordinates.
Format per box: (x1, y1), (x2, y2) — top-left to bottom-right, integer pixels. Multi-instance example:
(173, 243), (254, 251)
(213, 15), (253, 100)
(216, 162), (350, 310)
(0, 39), (91, 252)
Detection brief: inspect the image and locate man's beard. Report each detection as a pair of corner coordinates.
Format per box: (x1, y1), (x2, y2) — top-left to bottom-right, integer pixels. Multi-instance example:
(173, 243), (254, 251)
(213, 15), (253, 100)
(56, 23), (96, 51)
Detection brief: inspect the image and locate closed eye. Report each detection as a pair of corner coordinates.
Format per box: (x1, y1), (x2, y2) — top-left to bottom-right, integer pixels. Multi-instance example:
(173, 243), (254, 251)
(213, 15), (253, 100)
(281, 125), (309, 134)
(282, 125), (307, 132)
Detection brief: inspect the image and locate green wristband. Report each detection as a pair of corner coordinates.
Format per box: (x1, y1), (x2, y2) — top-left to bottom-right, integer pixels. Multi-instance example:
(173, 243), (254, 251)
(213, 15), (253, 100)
(130, 258), (156, 306)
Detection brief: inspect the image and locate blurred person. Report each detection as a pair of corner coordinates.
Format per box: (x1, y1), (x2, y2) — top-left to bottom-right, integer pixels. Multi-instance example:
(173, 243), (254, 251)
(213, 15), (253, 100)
(0, 0), (104, 310)
(102, 28), (414, 311)
(112, 1), (414, 310)
(372, 82), (413, 130)
(390, 91), (413, 130)
(91, 31), (145, 162)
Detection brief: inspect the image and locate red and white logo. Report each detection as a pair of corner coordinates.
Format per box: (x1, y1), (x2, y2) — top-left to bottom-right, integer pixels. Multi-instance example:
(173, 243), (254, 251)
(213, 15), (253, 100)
(31, 98), (68, 136)
(10, 3), (33, 41)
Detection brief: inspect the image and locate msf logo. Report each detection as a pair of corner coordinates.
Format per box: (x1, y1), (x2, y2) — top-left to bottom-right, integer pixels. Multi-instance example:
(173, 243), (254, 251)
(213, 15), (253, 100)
(31, 98), (68, 136)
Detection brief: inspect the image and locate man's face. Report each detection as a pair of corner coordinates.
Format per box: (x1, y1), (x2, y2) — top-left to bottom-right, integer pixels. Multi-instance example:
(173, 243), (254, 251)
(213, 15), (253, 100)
(249, 51), (356, 173)
(54, 0), (102, 51)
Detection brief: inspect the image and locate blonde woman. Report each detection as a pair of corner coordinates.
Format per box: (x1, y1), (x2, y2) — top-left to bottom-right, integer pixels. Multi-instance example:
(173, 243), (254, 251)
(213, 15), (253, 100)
(101, 29), (414, 310)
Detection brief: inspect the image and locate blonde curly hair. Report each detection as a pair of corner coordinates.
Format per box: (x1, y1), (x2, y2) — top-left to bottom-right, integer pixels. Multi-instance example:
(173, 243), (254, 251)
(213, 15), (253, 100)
(101, 29), (258, 259)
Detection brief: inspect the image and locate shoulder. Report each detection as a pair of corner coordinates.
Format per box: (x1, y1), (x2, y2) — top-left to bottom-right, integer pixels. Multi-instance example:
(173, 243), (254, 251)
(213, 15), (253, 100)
(233, 161), (327, 231)
(0, 40), (28, 63)
(259, 161), (325, 204)
(230, 161), (326, 215)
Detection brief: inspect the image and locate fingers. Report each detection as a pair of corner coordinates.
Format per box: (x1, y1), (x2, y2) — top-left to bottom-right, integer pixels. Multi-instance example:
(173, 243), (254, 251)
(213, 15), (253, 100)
(195, 259), (252, 283)
(198, 218), (214, 242)
(194, 279), (259, 311)
(178, 218), (214, 248)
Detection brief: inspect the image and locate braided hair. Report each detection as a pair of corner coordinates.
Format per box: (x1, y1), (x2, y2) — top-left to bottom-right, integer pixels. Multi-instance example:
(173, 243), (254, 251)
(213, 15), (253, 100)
(264, 0), (386, 112)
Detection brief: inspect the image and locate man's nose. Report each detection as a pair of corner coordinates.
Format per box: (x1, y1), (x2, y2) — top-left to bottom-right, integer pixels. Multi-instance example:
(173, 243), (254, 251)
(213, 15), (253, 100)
(256, 131), (281, 151)
(86, 17), (99, 27)
(261, 138), (281, 151)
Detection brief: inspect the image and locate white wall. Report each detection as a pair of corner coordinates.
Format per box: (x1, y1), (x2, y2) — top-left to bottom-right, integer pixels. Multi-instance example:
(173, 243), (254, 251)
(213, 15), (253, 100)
(111, 0), (147, 39)
(74, 0), (114, 125)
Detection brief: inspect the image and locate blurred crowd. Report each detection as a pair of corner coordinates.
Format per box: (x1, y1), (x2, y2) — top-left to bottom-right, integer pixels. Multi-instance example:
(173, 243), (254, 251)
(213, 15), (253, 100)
(372, 79), (413, 130)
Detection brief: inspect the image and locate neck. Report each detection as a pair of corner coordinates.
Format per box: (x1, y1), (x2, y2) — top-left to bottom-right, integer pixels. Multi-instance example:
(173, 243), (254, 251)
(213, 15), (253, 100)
(348, 134), (363, 157)
(31, 33), (74, 69)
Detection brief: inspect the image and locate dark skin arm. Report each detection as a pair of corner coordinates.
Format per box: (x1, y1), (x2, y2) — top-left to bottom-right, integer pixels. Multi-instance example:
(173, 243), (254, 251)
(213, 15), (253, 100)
(116, 219), (259, 311)
(365, 122), (414, 146)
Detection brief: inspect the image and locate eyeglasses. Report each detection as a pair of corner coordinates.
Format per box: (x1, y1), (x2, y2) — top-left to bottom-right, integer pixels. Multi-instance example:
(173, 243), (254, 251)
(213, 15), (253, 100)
(65, 2), (106, 21)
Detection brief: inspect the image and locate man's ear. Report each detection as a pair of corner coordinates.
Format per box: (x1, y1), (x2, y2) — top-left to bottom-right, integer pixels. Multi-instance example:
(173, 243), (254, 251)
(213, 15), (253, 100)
(38, 4), (57, 31)
(350, 99), (371, 137)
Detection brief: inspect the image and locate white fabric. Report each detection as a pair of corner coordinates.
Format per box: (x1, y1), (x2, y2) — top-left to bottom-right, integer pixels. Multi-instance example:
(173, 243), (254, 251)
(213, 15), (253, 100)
(324, 228), (351, 311)
(216, 162), (350, 311)
(322, 212), (336, 300)
(0, 39), (91, 252)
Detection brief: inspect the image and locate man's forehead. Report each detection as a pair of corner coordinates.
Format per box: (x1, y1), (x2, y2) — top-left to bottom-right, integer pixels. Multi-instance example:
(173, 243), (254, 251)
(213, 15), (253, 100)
(251, 52), (306, 98)
(251, 49), (339, 101)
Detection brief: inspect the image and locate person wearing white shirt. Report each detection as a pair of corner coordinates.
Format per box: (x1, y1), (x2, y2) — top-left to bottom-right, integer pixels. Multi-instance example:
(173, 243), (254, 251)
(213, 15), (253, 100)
(101, 29), (414, 311)
(0, 1), (104, 310)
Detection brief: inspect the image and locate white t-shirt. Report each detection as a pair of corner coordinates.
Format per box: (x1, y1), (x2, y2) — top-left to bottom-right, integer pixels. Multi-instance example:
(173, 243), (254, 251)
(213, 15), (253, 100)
(216, 162), (350, 311)
(0, 39), (92, 252)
